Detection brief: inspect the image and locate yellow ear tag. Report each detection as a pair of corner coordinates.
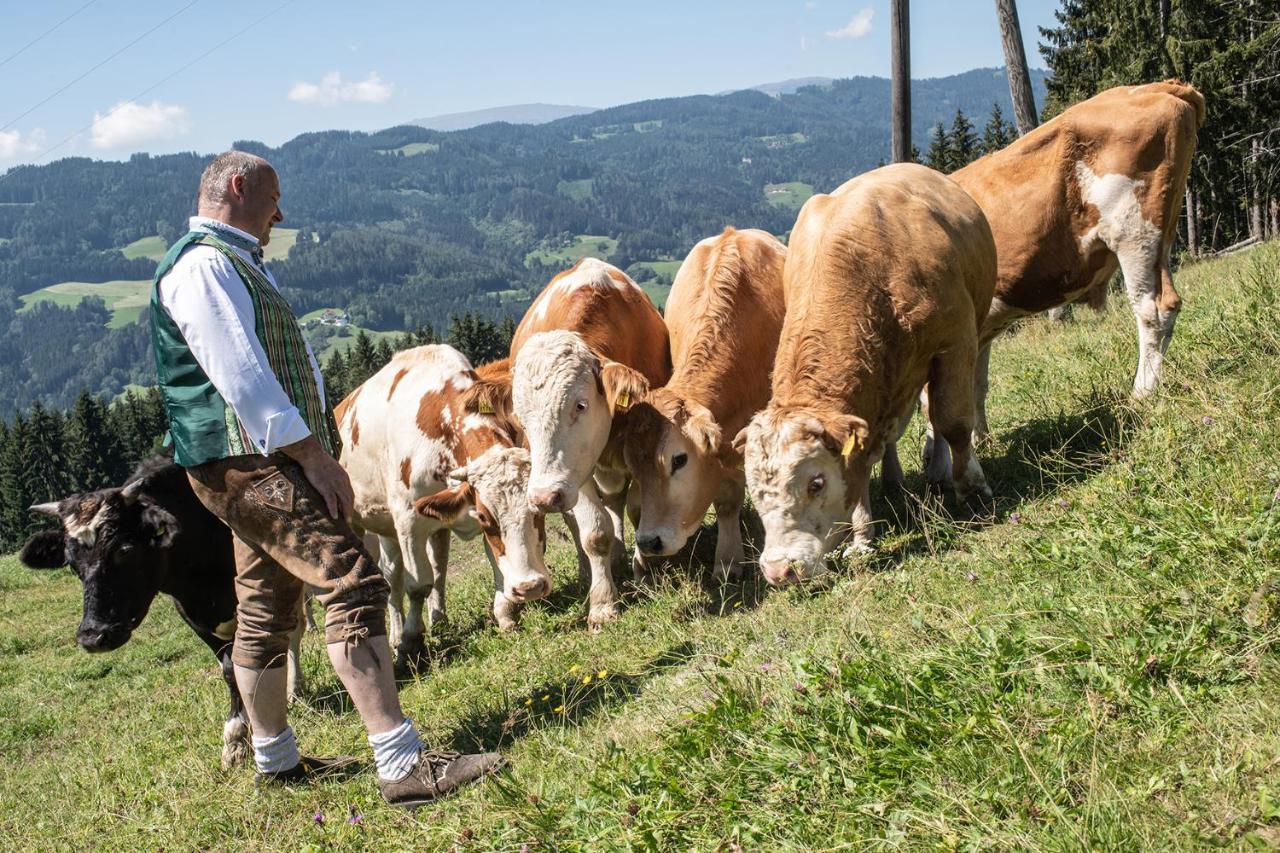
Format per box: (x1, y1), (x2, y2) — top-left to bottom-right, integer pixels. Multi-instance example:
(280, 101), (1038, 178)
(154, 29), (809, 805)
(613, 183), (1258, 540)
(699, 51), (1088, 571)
(478, 400), (495, 415)
(841, 433), (862, 459)
(616, 391), (631, 409)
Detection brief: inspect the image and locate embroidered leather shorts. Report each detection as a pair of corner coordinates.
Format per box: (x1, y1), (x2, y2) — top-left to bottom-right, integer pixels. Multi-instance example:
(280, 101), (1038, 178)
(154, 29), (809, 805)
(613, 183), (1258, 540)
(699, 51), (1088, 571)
(187, 453), (388, 670)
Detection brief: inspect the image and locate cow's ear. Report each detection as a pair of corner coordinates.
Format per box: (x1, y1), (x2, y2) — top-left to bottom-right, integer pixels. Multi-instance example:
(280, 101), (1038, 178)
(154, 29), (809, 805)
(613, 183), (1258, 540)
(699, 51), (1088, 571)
(414, 483), (476, 523)
(140, 501), (179, 548)
(822, 414), (871, 462)
(19, 530), (68, 569)
(599, 361), (650, 415)
(680, 402), (722, 456)
(459, 375), (513, 419)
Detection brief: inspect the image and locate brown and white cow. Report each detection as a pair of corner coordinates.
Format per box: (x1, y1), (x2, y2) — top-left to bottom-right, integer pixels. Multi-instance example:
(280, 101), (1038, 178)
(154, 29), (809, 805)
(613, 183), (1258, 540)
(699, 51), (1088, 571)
(335, 345), (548, 649)
(953, 80), (1205, 425)
(510, 258), (671, 628)
(623, 228), (786, 581)
(737, 163), (997, 585)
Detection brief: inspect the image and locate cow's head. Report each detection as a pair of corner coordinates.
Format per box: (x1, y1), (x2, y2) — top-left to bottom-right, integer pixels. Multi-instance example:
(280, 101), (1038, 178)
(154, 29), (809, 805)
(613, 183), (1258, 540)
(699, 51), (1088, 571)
(512, 330), (649, 513)
(19, 477), (179, 651)
(624, 389), (731, 558)
(737, 404), (870, 585)
(415, 445), (550, 605)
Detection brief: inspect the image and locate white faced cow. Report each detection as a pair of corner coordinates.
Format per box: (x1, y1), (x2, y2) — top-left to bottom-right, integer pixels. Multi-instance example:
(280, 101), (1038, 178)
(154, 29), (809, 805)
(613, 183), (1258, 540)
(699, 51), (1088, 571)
(510, 259), (670, 629)
(336, 345), (548, 654)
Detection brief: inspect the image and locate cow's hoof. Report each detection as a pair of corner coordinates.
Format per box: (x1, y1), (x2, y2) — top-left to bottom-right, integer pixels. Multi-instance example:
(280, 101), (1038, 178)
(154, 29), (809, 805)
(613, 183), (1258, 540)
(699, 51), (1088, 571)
(963, 489), (996, 518)
(588, 603), (620, 632)
(221, 716), (251, 769)
(713, 560), (744, 584)
(496, 617), (520, 633)
(428, 609), (448, 630)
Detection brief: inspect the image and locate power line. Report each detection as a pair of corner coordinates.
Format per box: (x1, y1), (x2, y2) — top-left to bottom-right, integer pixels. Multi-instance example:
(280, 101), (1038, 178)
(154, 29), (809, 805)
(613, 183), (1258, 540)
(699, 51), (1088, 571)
(0, 0), (98, 71)
(0, 0), (198, 133)
(15, 0), (297, 168)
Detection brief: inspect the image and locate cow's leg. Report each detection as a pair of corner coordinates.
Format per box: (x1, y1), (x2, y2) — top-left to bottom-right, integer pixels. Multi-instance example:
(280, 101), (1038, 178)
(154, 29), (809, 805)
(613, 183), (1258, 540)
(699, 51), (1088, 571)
(597, 471), (630, 581)
(712, 476), (746, 583)
(424, 528), (450, 629)
(920, 385), (954, 493)
(570, 479), (621, 630)
(378, 534), (406, 654)
(928, 346), (992, 511)
(1118, 246), (1181, 398)
(561, 510), (592, 590)
(844, 472), (875, 557)
(626, 479), (650, 585)
(973, 340), (993, 442)
(484, 541), (520, 632)
(880, 406), (913, 496)
(217, 646), (251, 769)
(393, 514), (431, 661)
(285, 591), (305, 703)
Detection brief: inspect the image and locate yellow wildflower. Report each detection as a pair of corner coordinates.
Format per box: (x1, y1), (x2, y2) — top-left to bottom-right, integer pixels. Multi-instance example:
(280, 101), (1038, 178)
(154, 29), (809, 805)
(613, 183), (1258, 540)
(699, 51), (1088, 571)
(554, 705), (565, 714)
(582, 675), (592, 685)
(568, 665), (580, 673)
(597, 669), (608, 679)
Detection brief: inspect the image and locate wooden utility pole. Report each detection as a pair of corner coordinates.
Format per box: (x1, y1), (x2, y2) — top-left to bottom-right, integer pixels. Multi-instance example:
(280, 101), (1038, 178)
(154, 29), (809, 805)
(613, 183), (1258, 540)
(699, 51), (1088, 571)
(891, 0), (911, 162)
(994, 0), (1038, 135)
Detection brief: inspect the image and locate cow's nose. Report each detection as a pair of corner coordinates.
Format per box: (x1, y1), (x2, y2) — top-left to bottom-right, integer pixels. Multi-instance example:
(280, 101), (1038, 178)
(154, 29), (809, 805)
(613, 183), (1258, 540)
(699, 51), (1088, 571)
(512, 577), (550, 602)
(77, 625), (129, 652)
(760, 559), (800, 587)
(636, 533), (664, 556)
(529, 488), (564, 512)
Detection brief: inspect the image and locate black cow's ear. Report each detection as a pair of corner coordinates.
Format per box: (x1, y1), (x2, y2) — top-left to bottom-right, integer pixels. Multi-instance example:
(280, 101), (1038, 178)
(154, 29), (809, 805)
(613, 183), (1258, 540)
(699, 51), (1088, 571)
(140, 502), (179, 548)
(19, 530), (68, 569)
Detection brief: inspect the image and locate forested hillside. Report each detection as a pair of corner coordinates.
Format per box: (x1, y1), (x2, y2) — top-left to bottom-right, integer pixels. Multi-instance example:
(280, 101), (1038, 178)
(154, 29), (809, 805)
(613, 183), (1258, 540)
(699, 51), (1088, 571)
(0, 68), (1046, 414)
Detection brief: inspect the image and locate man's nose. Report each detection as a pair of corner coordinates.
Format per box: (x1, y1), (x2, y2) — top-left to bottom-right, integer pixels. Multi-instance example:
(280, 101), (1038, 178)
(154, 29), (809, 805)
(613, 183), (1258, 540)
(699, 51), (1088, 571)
(273, 207), (284, 224)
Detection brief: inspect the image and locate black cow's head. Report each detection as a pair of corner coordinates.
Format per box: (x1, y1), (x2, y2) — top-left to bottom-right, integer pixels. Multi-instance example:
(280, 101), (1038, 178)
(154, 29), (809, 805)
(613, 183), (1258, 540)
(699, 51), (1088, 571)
(20, 477), (178, 652)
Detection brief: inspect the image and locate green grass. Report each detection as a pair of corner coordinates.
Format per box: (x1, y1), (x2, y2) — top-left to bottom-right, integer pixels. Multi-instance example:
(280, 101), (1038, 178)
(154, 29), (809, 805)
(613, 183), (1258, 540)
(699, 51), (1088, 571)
(765, 181), (815, 211)
(4, 245), (1280, 847)
(378, 142), (440, 157)
(524, 234), (617, 268)
(120, 234), (168, 262)
(263, 226), (299, 263)
(18, 279), (151, 328)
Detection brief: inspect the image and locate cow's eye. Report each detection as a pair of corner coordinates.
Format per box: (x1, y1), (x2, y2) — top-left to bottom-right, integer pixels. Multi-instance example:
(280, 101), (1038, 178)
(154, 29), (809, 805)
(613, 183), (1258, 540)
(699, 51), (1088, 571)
(808, 474), (826, 496)
(671, 453), (688, 473)
(575, 400), (588, 413)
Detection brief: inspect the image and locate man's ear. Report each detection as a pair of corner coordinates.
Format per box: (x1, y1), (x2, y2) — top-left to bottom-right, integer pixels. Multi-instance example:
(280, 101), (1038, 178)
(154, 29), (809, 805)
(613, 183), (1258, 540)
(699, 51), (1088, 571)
(19, 530), (67, 569)
(140, 500), (179, 548)
(414, 482), (476, 523)
(598, 361), (650, 415)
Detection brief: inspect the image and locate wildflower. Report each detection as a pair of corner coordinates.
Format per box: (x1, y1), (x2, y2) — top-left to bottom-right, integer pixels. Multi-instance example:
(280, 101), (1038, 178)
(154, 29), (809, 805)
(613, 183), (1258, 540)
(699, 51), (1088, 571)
(1058, 498), (1069, 509)
(733, 601), (742, 608)
(1202, 415), (1214, 425)
(554, 704), (565, 713)
(793, 683), (808, 695)
(582, 674), (592, 685)
(541, 694), (550, 701)
(524, 698), (532, 706)
(568, 665), (580, 673)
(597, 669), (608, 678)
(1010, 512), (1022, 524)
(313, 810), (325, 825)
(758, 662), (774, 673)
(347, 805), (364, 826)
(965, 571), (978, 583)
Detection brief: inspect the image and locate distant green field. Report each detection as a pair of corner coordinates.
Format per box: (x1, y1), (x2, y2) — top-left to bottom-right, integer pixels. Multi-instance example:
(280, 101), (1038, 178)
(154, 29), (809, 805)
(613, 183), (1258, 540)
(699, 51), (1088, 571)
(378, 142), (440, 157)
(556, 179), (594, 201)
(639, 282), (671, 309)
(525, 234), (617, 268)
(764, 181), (815, 211)
(263, 227), (299, 262)
(632, 259), (683, 281)
(758, 132), (808, 148)
(18, 280), (151, 329)
(120, 235), (167, 262)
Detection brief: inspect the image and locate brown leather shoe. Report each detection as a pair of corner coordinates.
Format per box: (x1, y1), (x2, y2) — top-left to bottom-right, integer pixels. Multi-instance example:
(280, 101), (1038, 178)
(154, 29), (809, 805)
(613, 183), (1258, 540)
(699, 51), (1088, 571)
(378, 748), (506, 808)
(255, 755), (360, 787)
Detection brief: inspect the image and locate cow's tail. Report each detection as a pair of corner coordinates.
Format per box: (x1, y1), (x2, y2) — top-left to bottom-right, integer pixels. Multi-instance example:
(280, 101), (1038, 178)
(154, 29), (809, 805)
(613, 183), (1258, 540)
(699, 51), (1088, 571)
(1150, 79), (1206, 128)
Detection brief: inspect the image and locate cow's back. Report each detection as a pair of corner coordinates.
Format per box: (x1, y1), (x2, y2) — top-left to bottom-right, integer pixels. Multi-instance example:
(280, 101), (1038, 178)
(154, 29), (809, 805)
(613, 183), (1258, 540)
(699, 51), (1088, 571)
(665, 227), (787, 426)
(953, 80), (1203, 316)
(512, 258), (671, 386)
(775, 163), (996, 405)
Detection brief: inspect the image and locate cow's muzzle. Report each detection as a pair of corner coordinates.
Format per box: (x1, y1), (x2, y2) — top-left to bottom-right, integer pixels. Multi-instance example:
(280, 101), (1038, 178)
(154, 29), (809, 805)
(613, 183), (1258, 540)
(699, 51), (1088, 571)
(77, 623), (133, 652)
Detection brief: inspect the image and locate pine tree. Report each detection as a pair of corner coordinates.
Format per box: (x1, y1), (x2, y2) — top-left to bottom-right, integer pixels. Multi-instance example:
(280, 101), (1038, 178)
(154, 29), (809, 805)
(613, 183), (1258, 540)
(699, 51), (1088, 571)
(65, 390), (126, 491)
(981, 103), (1017, 155)
(925, 122), (952, 172)
(374, 337), (395, 370)
(25, 402), (69, 508)
(499, 316), (517, 349)
(348, 331), (378, 388)
(0, 415), (37, 549)
(323, 349), (349, 404)
(948, 109), (979, 170)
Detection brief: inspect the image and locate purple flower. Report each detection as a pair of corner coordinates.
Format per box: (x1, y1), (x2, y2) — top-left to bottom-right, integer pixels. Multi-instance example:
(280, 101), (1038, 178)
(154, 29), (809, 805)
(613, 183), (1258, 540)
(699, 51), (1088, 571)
(965, 571), (978, 583)
(347, 805), (363, 825)
(313, 810), (325, 825)
(1202, 415), (1214, 425)
(758, 662), (774, 673)
(1058, 499), (1069, 509)
(1010, 513), (1022, 524)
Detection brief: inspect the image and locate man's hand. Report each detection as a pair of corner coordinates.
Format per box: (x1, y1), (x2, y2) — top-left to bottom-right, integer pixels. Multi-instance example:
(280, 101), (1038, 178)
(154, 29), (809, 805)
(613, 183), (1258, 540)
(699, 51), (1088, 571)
(281, 436), (354, 521)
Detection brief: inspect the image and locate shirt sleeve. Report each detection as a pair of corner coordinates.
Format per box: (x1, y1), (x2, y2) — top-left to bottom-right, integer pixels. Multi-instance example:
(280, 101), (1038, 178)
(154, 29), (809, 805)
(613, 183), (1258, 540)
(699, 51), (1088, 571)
(158, 250), (312, 454)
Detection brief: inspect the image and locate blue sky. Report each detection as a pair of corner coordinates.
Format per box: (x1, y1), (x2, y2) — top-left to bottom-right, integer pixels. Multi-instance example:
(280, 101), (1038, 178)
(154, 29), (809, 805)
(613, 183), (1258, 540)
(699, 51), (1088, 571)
(0, 0), (1062, 169)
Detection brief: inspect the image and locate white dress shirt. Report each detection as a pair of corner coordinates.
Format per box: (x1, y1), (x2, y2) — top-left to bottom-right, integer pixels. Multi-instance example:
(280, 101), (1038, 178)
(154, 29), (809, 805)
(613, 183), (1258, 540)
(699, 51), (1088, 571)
(157, 216), (325, 455)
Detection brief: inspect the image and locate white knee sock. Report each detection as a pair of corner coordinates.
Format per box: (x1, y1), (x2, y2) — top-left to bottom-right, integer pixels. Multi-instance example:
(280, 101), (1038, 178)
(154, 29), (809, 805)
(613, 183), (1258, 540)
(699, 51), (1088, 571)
(252, 725), (300, 775)
(369, 717), (424, 782)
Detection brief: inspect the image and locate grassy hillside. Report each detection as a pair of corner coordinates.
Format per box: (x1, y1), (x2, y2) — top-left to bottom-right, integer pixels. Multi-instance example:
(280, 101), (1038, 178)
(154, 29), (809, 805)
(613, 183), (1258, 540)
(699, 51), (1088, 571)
(2, 245), (1278, 848)
(17, 279), (151, 328)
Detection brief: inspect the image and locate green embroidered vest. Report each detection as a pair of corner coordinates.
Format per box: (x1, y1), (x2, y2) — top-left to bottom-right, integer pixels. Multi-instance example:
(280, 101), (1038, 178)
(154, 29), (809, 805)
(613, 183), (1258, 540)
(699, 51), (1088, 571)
(149, 230), (337, 467)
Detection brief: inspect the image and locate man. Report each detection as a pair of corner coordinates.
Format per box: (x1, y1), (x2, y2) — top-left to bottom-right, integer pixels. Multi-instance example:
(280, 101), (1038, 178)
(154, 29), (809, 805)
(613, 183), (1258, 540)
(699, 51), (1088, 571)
(149, 150), (502, 806)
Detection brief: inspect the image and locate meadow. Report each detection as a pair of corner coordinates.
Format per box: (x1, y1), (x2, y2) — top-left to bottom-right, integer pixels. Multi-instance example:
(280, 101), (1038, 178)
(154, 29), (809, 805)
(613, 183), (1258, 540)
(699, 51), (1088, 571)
(1, 244), (1278, 849)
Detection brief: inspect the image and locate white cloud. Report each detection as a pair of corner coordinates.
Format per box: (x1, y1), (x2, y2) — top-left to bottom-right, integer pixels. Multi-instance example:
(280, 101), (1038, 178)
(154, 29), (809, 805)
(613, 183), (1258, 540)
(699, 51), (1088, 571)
(826, 7), (874, 39)
(288, 71), (392, 106)
(91, 101), (190, 149)
(0, 128), (45, 160)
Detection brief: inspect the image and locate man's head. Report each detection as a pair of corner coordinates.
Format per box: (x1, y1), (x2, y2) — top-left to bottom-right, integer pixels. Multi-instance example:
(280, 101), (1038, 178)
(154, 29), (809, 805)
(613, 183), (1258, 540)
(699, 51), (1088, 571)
(197, 150), (283, 245)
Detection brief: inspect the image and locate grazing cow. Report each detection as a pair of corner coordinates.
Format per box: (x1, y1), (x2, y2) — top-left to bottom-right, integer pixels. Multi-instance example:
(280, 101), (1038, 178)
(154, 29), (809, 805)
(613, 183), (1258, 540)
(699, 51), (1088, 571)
(952, 80), (1205, 426)
(737, 163), (997, 585)
(511, 258), (671, 628)
(17, 456), (304, 768)
(624, 228), (787, 581)
(336, 345), (548, 648)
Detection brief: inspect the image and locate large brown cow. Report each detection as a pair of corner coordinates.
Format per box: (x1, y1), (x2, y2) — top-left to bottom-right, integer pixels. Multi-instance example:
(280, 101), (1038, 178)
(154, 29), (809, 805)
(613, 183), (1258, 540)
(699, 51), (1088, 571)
(953, 80), (1205, 429)
(510, 258), (671, 628)
(336, 345), (548, 649)
(623, 228), (787, 581)
(737, 164), (997, 585)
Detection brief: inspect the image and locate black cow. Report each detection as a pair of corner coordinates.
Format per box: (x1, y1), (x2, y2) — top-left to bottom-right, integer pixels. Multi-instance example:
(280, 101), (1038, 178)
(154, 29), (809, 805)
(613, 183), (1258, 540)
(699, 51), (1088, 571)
(18, 455), (306, 769)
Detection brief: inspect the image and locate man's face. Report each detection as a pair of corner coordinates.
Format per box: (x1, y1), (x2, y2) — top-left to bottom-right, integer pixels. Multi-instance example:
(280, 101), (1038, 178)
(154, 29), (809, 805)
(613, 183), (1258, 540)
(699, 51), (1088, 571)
(238, 168), (283, 245)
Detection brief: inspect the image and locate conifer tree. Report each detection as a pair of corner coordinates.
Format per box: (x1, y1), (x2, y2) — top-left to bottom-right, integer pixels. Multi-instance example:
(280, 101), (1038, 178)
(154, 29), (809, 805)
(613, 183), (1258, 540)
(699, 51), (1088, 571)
(948, 109), (979, 169)
(980, 103), (1017, 155)
(925, 122), (952, 172)
(65, 390), (126, 490)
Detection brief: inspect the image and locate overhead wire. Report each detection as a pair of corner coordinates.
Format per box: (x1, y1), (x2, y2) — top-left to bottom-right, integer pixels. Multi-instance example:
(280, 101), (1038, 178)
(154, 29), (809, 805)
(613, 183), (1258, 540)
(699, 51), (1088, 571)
(0, 0), (98, 71)
(1, 0), (199, 133)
